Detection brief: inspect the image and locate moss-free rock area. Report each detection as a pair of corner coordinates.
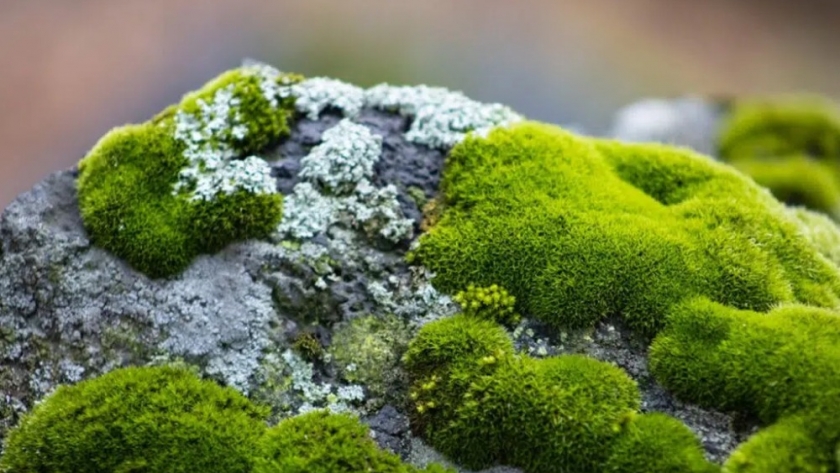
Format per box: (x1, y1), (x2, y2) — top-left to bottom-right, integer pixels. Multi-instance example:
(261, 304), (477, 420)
(2, 62), (840, 472)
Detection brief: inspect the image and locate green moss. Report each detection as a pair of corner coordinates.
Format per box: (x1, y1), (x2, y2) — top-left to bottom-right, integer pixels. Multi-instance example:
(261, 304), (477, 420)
(453, 283), (520, 326)
(717, 96), (840, 218)
(0, 365), (269, 473)
(650, 297), (840, 422)
(76, 67), (301, 279)
(722, 414), (837, 473)
(410, 122), (840, 338)
(787, 206), (840, 267)
(254, 410), (452, 473)
(603, 412), (719, 473)
(649, 297), (840, 469)
(403, 315), (642, 472)
(292, 332), (323, 362)
(329, 314), (412, 400)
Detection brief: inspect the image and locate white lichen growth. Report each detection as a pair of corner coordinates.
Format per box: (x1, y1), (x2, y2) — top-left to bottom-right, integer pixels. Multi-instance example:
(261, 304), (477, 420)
(281, 77), (366, 120)
(277, 119), (413, 243)
(298, 119), (381, 192)
(279, 349), (365, 416)
(365, 83), (522, 149)
(171, 66), (288, 202)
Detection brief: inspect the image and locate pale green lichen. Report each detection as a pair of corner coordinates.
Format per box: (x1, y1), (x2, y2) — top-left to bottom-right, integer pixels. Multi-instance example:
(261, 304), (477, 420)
(329, 314), (412, 401)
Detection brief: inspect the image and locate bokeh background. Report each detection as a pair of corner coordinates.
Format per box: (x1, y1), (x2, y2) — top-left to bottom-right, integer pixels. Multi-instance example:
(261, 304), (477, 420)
(2, 0), (839, 208)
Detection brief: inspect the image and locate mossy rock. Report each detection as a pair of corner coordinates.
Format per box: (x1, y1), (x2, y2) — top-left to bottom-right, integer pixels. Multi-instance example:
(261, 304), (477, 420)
(0, 365), (269, 473)
(409, 121), (840, 338)
(717, 96), (840, 219)
(76, 67), (301, 279)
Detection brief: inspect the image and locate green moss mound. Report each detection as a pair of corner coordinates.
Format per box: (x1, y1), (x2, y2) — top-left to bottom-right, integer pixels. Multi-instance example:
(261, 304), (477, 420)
(255, 410), (453, 473)
(717, 96), (840, 219)
(77, 67), (300, 279)
(410, 122), (840, 337)
(603, 412), (718, 473)
(452, 283), (520, 326)
(723, 414), (838, 473)
(0, 365), (269, 473)
(787, 206), (840, 267)
(404, 315), (660, 473)
(650, 297), (840, 471)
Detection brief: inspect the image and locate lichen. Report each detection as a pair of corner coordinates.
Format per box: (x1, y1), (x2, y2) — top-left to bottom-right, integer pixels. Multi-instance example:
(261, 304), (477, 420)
(365, 84), (522, 149)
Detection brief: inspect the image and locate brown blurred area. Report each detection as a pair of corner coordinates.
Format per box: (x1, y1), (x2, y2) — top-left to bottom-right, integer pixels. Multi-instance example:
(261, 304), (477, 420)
(1, 0), (839, 208)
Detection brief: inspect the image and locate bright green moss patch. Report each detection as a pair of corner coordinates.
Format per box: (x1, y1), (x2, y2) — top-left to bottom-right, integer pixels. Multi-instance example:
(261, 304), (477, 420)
(453, 284), (520, 326)
(603, 412), (719, 473)
(717, 96), (840, 218)
(77, 67), (300, 278)
(649, 297), (840, 422)
(649, 297), (840, 470)
(255, 410), (453, 473)
(0, 365), (269, 473)
(787, 206), (840, 267)
(723, 414), (838, 473)
(404, 315), (652, 473)
(410, 122), (840, 337)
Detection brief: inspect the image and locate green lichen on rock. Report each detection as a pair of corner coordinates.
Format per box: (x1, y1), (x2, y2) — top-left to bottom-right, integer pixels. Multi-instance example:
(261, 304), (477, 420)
(650, 297), (840, 471)
(77, 66), (301, 279)
(403, 314), (671, 473)
(255, 410), (453, 473)
(409, 121), (840, 338)
(329, 313), (412, 402)
(0, 365), (269, 473)
(717, 96), (840, 219)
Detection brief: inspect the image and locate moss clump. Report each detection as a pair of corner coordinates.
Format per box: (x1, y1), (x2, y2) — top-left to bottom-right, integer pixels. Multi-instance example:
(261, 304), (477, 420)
(77, 67), (301, 279)
(255, 410), (453, 473)
(722, 414), (837, 473)
(649, 297), (840, 470)
(409, 122), (840, 338)
(403, 315), (648, 473)
(717, 96), (840, 219)
(787, 206), (840, 267)
(453, 283), (520, 326)
(292, 331), (323, 362)
(0, 365), (269, 473)
(329, 314), (412, 400)
(603, 412), (718, 473)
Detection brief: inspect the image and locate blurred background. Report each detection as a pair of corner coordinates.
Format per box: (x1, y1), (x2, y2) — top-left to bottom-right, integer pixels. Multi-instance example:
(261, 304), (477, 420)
(1, 0), (839, 208)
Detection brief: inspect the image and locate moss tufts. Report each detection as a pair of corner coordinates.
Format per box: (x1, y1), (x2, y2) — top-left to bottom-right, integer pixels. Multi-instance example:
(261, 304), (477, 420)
(403, 315), (642, 472)
(722, 414), (838, 473)
(787, 206), (840, 267)
(410, 122), (840, 338)
(292, 332), (323, 362)
(453, 283), (520, 326)
(254, 410), (453, 473)
(77, 66), (301, 279)
(717, 96), (840, 218)
(603, 412), (719, 473)
(649, 297), (840, 469)
(0, 365), (269, 473)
